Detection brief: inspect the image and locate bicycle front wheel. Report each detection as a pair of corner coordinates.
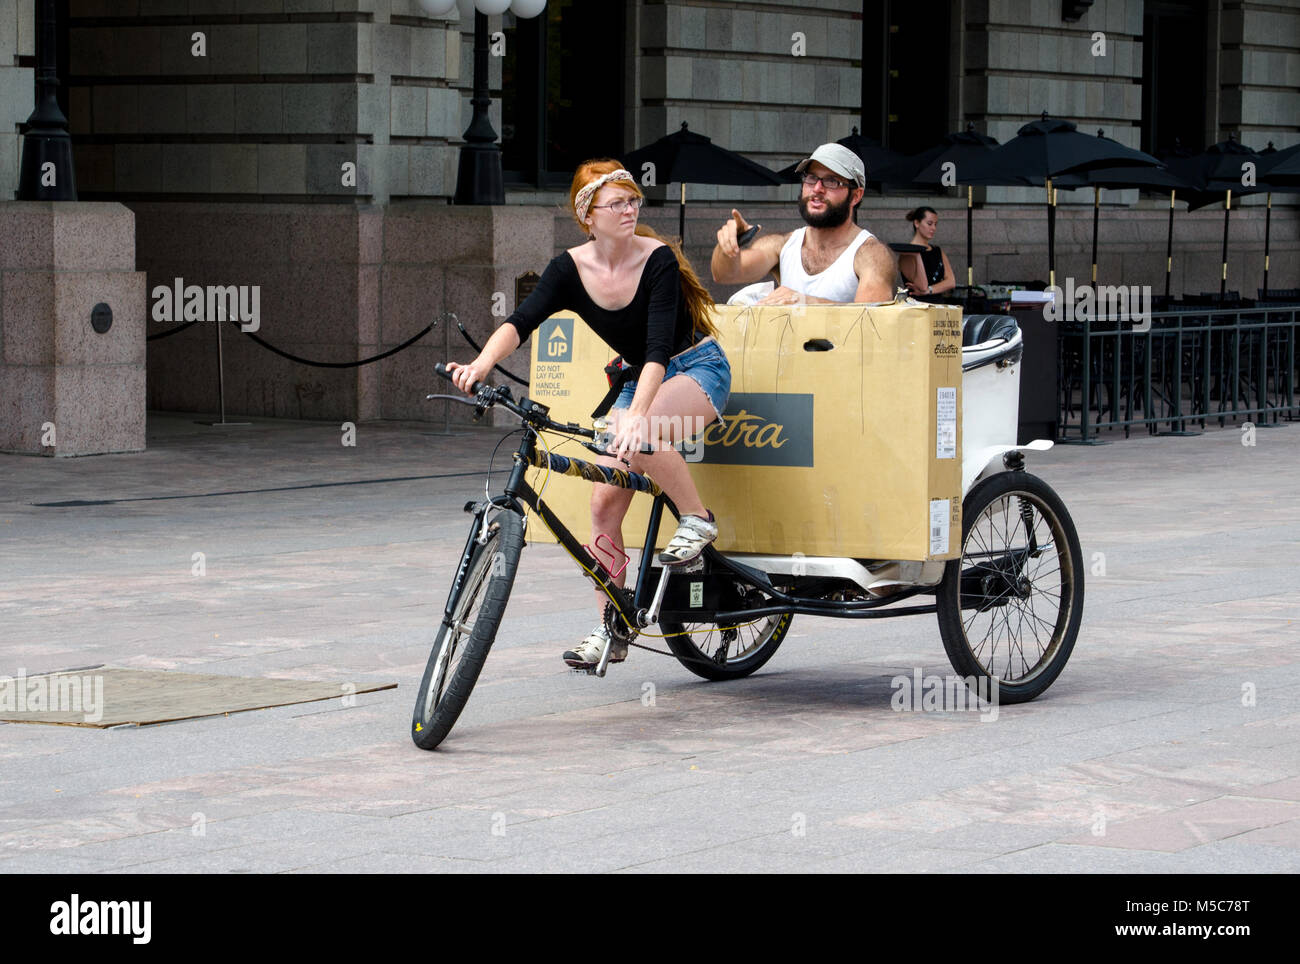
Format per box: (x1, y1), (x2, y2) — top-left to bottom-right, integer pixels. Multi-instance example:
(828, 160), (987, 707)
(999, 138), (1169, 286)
(411, 510), (524, 750)
(937, 471), (1084, 704)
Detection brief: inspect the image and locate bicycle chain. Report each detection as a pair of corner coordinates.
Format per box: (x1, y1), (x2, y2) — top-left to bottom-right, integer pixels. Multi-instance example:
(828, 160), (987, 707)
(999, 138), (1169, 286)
(622, 623), (764, 668)
(600, 594), (751, 667)
(601, 586), (779, 668)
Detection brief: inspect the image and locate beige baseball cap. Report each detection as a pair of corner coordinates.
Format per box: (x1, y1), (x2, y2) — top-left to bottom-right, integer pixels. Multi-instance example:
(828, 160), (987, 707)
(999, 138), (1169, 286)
(795, 143), (866, 188)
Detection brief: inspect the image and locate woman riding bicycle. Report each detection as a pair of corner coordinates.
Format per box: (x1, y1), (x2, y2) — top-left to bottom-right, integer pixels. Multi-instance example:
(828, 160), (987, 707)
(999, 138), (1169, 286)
(447, 159), (732, 671)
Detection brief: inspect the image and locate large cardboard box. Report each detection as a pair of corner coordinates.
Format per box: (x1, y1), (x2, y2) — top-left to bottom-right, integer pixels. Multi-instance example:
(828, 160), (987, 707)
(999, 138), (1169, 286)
(524, 302), (963, 562)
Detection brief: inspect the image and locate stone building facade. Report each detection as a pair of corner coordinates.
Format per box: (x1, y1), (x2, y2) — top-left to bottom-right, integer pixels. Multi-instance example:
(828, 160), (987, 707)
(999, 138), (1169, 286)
(1, 0), (1297, 438)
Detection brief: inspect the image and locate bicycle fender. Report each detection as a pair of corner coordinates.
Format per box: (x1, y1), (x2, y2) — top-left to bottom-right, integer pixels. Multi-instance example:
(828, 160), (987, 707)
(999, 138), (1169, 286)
(963, 440), (1054, 495)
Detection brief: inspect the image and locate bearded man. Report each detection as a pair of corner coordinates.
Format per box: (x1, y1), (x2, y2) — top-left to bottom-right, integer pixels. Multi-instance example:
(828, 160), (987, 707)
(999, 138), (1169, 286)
(710, 143), (896, 304)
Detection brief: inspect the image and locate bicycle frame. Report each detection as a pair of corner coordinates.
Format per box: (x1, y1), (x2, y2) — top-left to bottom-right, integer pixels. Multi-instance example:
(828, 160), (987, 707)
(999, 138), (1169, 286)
(449, 424), (946, 635)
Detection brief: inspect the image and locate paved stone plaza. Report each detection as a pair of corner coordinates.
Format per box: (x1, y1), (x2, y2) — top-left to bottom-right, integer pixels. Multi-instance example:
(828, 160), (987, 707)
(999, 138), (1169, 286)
(1, 412), (1297, 873)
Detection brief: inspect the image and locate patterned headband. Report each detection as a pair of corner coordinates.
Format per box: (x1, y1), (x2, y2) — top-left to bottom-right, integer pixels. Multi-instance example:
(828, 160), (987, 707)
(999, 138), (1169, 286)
(574, 169), (636, 222)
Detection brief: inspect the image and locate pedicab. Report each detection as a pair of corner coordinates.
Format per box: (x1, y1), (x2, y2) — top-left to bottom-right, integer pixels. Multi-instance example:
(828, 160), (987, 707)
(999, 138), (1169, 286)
(412, 299), (1082, 749)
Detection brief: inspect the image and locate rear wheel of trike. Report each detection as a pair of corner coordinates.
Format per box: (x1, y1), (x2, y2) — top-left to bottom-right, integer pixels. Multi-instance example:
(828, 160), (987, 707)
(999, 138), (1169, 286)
(661, 588), (792, 681)
(937, 471), (1084, 704)
(411, 511), (524, 750)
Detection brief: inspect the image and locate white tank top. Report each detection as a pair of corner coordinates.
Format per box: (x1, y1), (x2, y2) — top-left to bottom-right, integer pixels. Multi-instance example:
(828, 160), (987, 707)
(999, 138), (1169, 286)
(778, 227), (873, 302)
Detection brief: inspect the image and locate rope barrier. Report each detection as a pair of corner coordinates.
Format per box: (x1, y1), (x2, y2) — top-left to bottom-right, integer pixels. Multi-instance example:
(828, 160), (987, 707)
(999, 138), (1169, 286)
(146, 320), (201, 341)
(224, 317), (436, 369)
(145, 314), (442, 367)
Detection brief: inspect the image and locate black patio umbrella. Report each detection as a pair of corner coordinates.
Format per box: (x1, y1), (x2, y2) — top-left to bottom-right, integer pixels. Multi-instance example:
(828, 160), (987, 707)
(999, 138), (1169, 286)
(958, 114), (1163, 287)
(873, 123), (1011, 286)
(1055, 132), (1195, 297)
(622, 122), (785, 243)
(1254, 143), (1300, 296)
(1163, 136), (1271, 298)
(1261, 145), (1300, 182)
(775, 128), (908, 189)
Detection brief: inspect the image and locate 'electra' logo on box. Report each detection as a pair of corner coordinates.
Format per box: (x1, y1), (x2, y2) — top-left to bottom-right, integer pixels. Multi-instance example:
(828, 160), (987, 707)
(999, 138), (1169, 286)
(698, 393), (813, 466)
(539, 317), (573, 362)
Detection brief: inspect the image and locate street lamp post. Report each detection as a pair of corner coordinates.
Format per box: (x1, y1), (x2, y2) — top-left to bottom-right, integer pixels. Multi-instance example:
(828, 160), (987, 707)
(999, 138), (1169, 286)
(453, 10), (504, 205)
(18, 0), (77, 201)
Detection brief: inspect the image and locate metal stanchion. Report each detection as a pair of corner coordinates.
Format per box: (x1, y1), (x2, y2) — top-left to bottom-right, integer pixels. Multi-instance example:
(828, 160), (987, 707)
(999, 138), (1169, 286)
(195, 309), (250, 427)
(441, 311), (452, 435)
(421, 313), (459, 438)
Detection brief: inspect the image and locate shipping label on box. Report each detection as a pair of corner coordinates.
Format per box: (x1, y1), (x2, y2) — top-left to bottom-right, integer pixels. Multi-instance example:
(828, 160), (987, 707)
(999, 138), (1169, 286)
(523, 302), (963, 562)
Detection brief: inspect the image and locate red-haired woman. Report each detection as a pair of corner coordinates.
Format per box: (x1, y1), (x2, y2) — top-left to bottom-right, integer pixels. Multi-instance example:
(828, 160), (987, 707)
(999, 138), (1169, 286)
(448, 159), (731, 670)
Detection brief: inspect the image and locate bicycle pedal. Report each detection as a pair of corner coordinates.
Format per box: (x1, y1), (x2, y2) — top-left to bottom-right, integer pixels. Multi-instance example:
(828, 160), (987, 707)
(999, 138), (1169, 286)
(671, 555), (707, 573)
(567, 665), (599, 677)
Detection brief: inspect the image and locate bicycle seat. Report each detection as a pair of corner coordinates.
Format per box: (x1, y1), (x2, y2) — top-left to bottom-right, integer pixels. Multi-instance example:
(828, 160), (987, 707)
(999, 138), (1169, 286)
(961, 314), (1023, 373)
(961, 314), (1019, 347)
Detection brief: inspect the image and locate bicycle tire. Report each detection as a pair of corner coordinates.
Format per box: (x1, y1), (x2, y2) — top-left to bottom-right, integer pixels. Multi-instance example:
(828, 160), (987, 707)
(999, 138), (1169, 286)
(661, 581), (793, 681)
(936, 471), (1084, 704)
(411, 510), (524, 750)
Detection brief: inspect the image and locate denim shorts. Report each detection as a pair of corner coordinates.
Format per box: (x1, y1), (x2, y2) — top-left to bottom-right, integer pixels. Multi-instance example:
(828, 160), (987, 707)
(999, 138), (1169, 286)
(612, 338), (732, 427)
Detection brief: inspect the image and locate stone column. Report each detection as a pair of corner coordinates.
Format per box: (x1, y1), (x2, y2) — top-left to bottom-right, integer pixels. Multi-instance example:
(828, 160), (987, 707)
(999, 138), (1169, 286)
(0, 202), (146, 456)
(375, 203), (554, 425)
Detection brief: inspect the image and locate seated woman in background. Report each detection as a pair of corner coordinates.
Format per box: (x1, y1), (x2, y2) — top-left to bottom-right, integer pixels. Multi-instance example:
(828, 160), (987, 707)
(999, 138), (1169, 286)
(900, 206), (956, 297)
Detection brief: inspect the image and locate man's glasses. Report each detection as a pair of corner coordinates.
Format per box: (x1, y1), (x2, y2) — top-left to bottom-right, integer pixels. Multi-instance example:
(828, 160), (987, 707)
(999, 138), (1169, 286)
(590, 197), (644, 215)
(801, 173), (851, 191)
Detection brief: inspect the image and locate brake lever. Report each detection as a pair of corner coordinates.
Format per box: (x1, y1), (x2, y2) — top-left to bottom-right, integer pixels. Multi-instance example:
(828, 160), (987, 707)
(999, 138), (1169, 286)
(471, 384), (495, 422)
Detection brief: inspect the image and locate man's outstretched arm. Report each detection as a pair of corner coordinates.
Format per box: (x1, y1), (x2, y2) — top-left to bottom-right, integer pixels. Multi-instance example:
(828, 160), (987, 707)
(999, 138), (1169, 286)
(711, 208), (786, 285)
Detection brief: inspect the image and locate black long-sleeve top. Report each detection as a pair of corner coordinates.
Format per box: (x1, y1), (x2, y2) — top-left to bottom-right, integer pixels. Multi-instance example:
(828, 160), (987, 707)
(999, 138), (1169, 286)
(504, 246), (695, 368)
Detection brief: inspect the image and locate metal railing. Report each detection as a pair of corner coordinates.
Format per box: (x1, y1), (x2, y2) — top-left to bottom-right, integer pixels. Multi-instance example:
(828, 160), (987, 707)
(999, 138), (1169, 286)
(1057, 305), (1300, 440)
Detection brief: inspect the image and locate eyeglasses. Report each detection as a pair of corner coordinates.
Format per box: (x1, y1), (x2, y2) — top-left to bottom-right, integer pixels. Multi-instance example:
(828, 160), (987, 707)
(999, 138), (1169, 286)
(590, 197), (644, 215)
(801, 173), (852, 191)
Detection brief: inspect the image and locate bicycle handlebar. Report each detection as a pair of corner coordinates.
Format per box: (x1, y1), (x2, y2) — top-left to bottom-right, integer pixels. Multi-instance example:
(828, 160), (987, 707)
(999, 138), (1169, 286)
(431, 362), (657, 457)
(434, 361), (486, 396)
(433, 362), (587, 437)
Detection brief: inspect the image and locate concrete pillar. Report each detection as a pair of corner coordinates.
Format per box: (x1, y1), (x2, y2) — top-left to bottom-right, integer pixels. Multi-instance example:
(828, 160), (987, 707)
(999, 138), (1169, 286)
(0, 202), (145, 456)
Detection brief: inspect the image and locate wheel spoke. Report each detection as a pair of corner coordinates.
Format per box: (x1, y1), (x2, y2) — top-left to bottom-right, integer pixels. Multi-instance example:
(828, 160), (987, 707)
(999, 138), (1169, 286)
(666, 590), (789, 679)
(685, 615), (779, 664)
(430, 634), (457, 709)
(951, 484), (1077, 688)
(419, 527), (501, 722)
